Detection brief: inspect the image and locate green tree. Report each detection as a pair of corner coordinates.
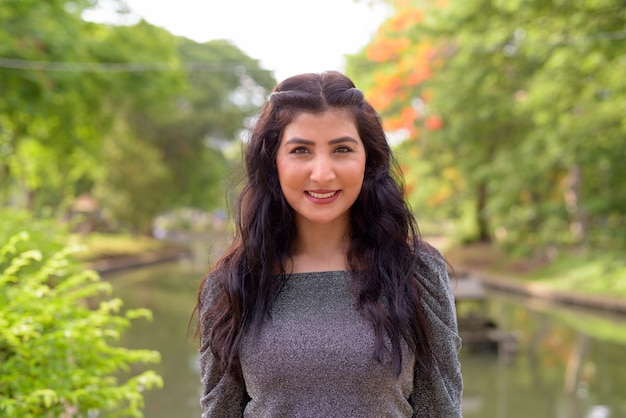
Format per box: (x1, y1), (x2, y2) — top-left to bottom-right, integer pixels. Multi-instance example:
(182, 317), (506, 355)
(1, 0), (275, 231)
(92, 33), (275, 231)
(348, 0), (626, 251)
(0, 0), (106, 213)
(127, 37), (275, 210)
(93, 123), (172, 233)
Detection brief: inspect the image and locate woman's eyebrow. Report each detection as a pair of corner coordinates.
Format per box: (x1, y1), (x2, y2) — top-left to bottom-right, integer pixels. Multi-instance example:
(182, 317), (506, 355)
(284, 137), (315, 146)
(284, 136), (359, 146)
(328, 136), (359, 145)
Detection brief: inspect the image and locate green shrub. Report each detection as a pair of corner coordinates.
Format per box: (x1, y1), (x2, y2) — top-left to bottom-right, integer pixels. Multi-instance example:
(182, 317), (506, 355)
(0, 233), (163, 417)
(0, 208), (68, 260)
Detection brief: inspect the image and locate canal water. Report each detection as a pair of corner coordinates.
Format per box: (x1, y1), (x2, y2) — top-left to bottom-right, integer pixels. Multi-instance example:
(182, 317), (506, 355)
(110, 261), (626, 418)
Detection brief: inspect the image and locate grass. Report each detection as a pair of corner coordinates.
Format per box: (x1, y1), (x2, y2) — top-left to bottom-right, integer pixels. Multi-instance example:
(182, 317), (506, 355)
(69, 232), (180, 261)
(528, 251), (626, 298)
(444, 242), (626, 300)
(444, 242), (541, 276)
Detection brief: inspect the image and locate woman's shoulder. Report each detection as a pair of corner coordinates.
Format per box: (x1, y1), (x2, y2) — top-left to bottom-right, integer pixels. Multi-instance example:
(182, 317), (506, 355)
(414, 240), (447, 274)
(413, 240), (454, 307)
(199, 268), (225, 310)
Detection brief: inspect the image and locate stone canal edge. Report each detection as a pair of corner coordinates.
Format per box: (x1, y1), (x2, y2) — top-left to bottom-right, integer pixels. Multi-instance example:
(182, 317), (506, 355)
(87, 248), (626, 316)
(88, 247), (190, 277)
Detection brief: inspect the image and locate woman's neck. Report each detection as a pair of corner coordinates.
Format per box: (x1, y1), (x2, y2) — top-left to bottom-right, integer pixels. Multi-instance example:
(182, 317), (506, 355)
(289, 220), (350, 273)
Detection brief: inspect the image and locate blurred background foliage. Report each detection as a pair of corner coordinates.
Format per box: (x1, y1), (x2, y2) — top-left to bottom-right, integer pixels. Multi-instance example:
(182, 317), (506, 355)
(0, 0), (274, 234)
(1, 0), (624, 258)
(347, 0), (625, 257)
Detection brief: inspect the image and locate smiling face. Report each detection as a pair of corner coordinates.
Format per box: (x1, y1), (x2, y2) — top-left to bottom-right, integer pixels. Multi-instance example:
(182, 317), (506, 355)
(276, 108), (366, 233)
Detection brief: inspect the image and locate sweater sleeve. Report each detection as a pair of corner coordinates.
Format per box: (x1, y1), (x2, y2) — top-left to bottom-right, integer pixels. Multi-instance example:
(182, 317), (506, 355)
(409, 244), (463, 417)
(199, 275), (248, 418)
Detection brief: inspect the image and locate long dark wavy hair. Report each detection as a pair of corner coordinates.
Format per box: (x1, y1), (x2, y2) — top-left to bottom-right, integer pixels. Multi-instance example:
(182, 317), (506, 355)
(197, 71), (434, 379)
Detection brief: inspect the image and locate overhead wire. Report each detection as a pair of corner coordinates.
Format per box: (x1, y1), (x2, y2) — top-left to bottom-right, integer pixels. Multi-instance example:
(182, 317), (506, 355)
(0, 57), (262, 73)
(0, 30), (623, 73)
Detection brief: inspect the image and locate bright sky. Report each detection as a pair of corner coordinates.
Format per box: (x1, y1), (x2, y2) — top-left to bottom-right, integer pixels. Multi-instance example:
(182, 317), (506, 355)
(86, 0), (390, 82)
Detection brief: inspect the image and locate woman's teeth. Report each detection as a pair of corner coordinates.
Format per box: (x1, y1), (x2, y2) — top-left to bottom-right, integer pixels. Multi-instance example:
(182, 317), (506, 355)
(308, 191), (337, 198)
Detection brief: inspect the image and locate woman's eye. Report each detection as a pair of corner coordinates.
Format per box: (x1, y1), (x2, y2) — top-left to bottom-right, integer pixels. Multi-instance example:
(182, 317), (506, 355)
(291, 147), (309, 154)
(335, 146), (352, 153)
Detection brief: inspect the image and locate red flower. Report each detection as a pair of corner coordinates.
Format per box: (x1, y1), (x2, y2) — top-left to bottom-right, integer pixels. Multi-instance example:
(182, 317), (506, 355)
(424, 115), (443, 131)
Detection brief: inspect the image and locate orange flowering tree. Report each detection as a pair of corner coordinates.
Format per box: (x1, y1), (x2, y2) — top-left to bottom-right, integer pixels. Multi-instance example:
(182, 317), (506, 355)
(349, 1), (440, 138)
(348, 0), (626, 250)
(347, 0), (475, 239)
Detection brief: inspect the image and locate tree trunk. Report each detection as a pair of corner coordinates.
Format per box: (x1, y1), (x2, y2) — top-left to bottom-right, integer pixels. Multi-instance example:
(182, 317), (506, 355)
(563, 164), (587, 246)
(26, 188), (36, 211)
(476, 181), (491, 243)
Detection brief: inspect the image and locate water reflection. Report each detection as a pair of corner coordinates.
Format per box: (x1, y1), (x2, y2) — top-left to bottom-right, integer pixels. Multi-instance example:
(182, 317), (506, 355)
(462, 292), (626, 418)
(109, 261), (204, 418)
(109, 262), (626, 418)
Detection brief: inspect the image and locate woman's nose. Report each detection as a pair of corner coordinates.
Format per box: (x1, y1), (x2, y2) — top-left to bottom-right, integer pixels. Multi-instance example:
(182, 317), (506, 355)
(309, 155), (336, 183)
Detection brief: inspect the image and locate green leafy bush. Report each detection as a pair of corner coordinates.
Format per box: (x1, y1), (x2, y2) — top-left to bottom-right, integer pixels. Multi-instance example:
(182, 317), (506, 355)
(0, 208), (68, 260)
(0, 233), (163, 417)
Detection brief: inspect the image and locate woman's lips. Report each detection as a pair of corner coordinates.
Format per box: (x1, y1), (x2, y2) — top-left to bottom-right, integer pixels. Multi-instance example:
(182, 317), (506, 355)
(305, 190), (341, 203)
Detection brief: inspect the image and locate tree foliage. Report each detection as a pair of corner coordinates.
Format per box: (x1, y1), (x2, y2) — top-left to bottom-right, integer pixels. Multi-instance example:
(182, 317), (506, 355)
(0, 0), (275, 231)
(348, 0), (626, 251)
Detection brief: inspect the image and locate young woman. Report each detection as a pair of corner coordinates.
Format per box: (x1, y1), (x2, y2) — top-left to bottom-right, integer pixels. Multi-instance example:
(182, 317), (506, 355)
(197, 71), (462, 417)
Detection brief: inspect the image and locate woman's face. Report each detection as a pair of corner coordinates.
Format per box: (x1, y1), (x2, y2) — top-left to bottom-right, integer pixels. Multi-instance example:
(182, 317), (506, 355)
(276, 109), (366, 231)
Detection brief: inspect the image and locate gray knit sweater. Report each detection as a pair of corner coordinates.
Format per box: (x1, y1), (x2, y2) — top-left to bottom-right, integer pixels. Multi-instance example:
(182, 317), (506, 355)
(199, 249), (463, 417)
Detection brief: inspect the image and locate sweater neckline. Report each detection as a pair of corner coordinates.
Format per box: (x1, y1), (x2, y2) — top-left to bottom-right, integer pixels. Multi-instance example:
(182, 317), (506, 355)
(281, 270), (350, 277)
